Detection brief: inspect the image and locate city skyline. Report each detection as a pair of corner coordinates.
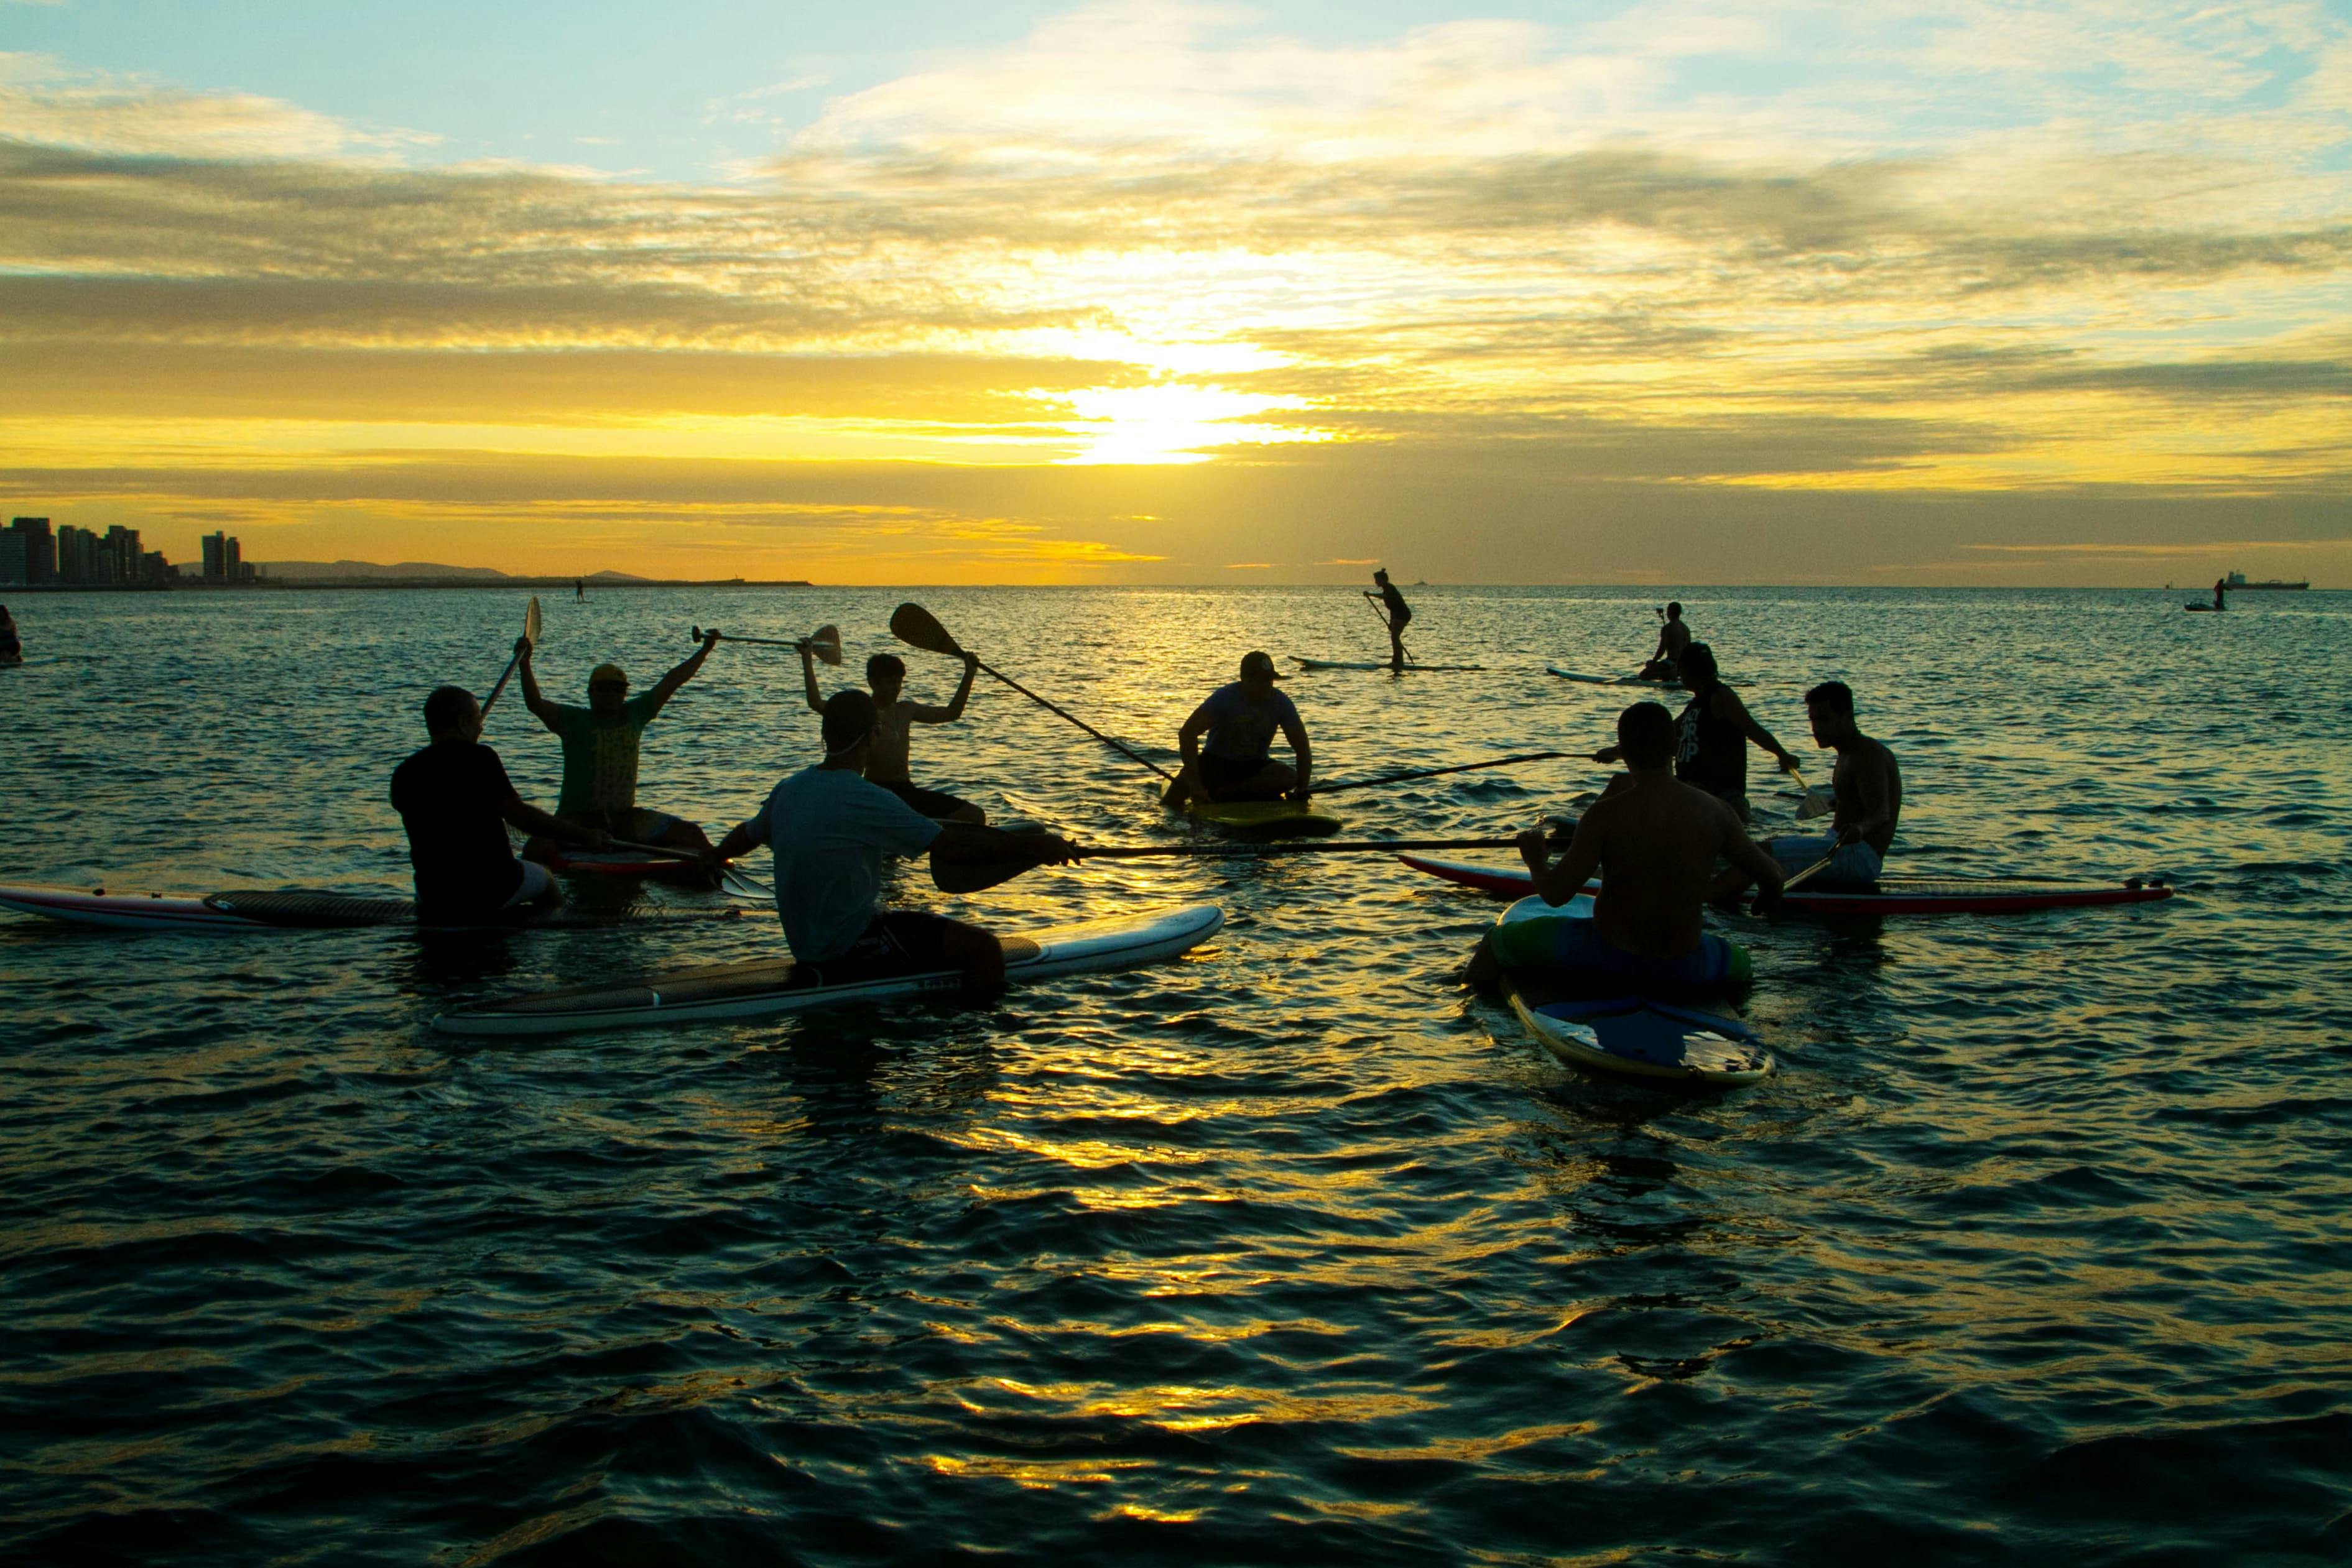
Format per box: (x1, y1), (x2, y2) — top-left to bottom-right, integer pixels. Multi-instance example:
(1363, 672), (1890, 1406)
(4, 1), (2349, 585)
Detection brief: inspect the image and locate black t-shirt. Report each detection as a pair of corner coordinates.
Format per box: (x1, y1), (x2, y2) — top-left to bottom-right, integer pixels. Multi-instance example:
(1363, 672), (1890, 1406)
(390, 740), (525, 921)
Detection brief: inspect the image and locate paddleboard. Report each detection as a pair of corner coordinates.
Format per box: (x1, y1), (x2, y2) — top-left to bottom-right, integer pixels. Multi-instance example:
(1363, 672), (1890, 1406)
(1507, 987), (1773, 1084)
(1398, 854), (2176, 915)
(1182, 798), (1344, 837)
(0, 655), (59, 668)
(532, 847), (727, 881)
(1547, 666), (1681, 688)
(0, 883), (747, 934)
(433, 902), (1225, 1036)
(2183, 603), (2223, 612)
(1292, 658), (1486, 671)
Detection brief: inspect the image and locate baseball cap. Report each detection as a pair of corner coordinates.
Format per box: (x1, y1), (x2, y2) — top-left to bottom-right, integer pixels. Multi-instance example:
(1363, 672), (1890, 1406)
(1239, 650), (1283, 681)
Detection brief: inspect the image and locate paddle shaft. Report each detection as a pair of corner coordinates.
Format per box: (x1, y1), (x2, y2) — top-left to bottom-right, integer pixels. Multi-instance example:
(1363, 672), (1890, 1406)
(480, 648), (525, 717)
(1317, 750), (1573, 795)
(692, 627), (833, 651)
(978, 658), (1175, 782)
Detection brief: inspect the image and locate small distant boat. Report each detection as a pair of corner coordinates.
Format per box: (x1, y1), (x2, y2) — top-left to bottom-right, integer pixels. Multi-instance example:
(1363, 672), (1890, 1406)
(2224, 571), (2308, 591)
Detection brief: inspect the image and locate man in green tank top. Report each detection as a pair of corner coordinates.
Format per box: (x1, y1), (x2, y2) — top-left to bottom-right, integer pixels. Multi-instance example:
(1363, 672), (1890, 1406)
(516, 630), (720, 855)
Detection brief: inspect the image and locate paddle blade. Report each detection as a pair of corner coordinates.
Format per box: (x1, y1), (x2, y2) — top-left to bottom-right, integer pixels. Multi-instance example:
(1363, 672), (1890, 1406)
(1797, 788), (1835, 821)
(525, 596), (542, 648)
(807, 624), (843, 666)
(891, 602), (963, 657)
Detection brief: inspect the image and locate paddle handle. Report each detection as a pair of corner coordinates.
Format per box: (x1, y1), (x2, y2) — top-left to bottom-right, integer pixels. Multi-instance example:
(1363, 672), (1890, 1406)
(979, 660), (1175, 782)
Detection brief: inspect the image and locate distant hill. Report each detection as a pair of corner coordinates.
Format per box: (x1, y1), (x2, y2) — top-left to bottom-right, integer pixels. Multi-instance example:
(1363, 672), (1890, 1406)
(585, 570), (651, 582)
(261, 560), (510, 580)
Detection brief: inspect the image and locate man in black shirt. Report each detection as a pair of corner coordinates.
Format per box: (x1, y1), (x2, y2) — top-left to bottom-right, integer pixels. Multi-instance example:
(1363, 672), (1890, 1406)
(391, 685), (608, 925)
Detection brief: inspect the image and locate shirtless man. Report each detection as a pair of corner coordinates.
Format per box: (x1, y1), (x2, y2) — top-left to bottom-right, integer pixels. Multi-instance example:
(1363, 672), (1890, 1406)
(1468, 701), (1784, 987)
(1160, 651), (1313, 808)
(1641, 602), (1690, 681)
(803, 644), (984, 823)
(1751, 681), (1901, 888)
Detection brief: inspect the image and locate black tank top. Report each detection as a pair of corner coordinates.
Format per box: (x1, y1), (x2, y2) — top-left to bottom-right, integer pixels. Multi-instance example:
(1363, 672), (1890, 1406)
(1676, 684), (1746, 796)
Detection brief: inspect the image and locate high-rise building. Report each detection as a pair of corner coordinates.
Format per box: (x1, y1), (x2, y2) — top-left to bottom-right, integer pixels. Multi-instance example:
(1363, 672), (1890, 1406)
(141, 550), (170, 586)
(9, 518), (53, 585)
(202, 532), (227, 582)
(102, 526), (141, 586)
(56, 525), (100, 584)
(225, 536), (243, 580)
(0, 532), (24, 586)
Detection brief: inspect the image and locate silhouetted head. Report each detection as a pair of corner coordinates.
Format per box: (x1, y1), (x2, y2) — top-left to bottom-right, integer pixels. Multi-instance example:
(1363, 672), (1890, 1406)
(822, 688), (878, 765)
(866, 652), (905, 701)
(1805, 680), (1858, 746)
(1665, 601), (1682, 619)
(1679, 643), (1718, 687)
(424, 685), (481, 742)
(1373, 569), (1391, 584)
(1238, 650), (1284, 688)
(586, 662), (628, 716)
(1618, 702), (1675, 770)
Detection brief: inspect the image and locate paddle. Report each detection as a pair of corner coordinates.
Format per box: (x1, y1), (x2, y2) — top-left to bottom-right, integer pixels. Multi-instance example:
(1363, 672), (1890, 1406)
(479, 596), (542, 717)
(691, 624), (842, 665)
(933, 832), (1564, 895)
(1314, 751), (1576, 796)
(608, 837), (772, 898)
(1787, 768), (1835, 821)
(891, 602), (1175, 781)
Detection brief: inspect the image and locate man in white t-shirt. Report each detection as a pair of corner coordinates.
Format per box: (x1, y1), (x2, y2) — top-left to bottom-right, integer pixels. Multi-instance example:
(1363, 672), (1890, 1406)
(706, 690), (1074, 990)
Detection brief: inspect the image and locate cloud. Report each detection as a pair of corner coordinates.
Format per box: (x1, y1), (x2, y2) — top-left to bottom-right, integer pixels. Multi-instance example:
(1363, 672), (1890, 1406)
(4, 2), (2351, 579)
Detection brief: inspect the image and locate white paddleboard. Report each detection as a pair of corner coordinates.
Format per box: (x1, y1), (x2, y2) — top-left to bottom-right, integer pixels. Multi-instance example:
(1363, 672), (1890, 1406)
(1546, 665), (1681, 688)
(1509, 989), (1773, 1085)
(434, 902), (1224, 1036)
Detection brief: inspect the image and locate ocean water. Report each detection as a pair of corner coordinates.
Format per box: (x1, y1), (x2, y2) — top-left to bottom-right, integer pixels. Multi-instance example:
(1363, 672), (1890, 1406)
(3, 584), (2348, 1564)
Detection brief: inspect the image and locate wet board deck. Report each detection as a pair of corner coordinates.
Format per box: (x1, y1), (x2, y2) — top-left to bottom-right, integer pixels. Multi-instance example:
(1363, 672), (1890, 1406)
(1547, 666), (1682, 688)
(1397, 854), (2177, 915)
(1292, 658), (1488, 671)
(0, 883), (750, 934)
(433, 902), (1225, 1036)
(1182, 799), (1344, 837)
(1506, 984), (1774, 1085)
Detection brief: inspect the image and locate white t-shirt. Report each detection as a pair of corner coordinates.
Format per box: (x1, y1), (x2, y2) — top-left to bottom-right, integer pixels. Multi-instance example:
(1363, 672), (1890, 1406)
(743, 765), (943, 961)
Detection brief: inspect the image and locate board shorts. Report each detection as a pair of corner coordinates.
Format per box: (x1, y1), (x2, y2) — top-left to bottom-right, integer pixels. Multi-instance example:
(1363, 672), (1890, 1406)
(820, 910), (962, 977)
(1767, 834), (1882, 887)
(1200, 753), (1275, 793)
(875, 780), (974, 820)
(499, 860), (555, 907)
(1488, 913), (1752, 987)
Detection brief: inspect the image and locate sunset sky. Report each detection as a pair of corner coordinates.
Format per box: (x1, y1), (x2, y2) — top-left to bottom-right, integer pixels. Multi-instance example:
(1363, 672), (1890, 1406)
(4, 0), (2348, 583)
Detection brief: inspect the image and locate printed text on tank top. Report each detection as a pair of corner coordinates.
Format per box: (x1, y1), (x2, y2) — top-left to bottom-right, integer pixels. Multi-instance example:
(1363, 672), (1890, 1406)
(1675, 683), (1747, 796)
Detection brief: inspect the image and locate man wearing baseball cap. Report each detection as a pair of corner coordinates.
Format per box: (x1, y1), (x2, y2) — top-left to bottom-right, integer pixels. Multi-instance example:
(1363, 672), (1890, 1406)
(515, 628), (721, 857)
(1160, 650), (1313, 809)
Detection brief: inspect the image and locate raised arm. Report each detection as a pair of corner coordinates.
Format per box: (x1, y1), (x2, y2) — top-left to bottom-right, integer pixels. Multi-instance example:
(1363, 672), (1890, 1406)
(910, 651), (980, 723)
(799, 642), (826, 715)
(646, 629), (720, 713)
(1718, 687), (1800, 773)
(517, 641), (562, 731)
(1521, 811), (1603, 906)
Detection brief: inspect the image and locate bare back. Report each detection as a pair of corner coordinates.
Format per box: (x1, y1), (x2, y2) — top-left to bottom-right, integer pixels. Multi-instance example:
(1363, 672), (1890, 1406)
(1575, 774), (1750, 958)
(1833, 736), (1902, 856)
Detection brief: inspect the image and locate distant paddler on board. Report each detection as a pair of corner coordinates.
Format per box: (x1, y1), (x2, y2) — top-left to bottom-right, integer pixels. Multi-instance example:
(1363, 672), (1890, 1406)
(1160, 650), (1314, 810)
(703, 690), (1073, 993)
(1642, 602), (1691, 682)
(391, 686), (609, 925)
(802, 634), (986, 823)
(1466, 702), (1785, 989)
(515, 629), (721, 858)
(1366, 568), (1413, 670)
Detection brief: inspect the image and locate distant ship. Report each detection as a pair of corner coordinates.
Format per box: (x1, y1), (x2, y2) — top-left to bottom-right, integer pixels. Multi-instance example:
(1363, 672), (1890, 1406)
(2224, 571), (2309, 591)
